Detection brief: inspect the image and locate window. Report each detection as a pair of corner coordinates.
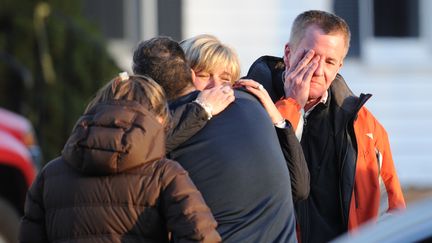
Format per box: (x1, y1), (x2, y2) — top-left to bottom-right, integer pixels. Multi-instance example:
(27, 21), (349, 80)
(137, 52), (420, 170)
(334, 0), (360, 57)
(335, 0), (428, 64)
(373, 0), (419, 37)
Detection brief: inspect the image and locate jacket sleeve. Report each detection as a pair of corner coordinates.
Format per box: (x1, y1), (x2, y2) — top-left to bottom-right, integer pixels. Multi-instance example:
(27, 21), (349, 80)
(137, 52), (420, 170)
(166, 102), (209, 153)
(275, 121), (310, 202)
(374, 117), (406, 211)
(275, 98), (302, 129)
(161, 160), (221, 243)
(19, 172), (48, 243)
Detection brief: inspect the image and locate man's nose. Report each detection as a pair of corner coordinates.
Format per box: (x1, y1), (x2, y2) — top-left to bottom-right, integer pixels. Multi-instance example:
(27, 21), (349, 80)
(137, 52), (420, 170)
(314, 59), (324, 76)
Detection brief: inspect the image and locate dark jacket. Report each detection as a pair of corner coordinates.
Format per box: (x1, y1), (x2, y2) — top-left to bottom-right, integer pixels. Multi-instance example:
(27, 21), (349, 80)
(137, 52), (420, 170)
(247, 56), (405, 242)
(19, 100), (221, 243)
(166, 101), (208, 153)
(167, 90), (309, 202)
(168, 90), (298, 243)
(275, 124), (309, 202)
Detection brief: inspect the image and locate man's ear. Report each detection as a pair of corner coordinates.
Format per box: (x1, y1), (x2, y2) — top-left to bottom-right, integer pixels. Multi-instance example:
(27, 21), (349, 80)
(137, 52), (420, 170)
(338, 58), (344, 72)
(283, 43), (291, 68)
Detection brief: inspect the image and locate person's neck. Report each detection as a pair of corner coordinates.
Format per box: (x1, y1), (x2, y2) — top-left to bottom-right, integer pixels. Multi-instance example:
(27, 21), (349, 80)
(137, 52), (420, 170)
(179, 85), (197, 97)
(169, 85), (197, 102)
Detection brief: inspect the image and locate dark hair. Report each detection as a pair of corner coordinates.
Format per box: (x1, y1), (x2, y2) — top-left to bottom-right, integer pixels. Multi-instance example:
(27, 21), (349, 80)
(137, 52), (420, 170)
(290, 10), (351, 56)
(132, 37), (193, 101)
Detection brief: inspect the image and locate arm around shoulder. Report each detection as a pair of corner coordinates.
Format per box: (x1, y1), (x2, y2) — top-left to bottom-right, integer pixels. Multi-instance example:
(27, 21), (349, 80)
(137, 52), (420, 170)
(275, 121), (310, 202)
(166, 102), (209, 153)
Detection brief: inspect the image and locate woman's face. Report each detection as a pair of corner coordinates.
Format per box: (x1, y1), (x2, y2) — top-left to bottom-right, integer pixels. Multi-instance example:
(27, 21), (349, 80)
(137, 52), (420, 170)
(193, 65), (232, 90)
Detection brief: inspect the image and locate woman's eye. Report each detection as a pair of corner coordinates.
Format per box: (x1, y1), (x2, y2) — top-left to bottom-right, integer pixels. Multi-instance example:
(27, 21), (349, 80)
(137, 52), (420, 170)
(197, 74), (210, 78)
(220, 76), (231, 82)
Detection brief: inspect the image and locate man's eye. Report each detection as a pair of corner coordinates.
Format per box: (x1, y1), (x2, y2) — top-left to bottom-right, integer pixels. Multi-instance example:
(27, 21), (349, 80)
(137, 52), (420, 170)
(326, 60), (337, 65)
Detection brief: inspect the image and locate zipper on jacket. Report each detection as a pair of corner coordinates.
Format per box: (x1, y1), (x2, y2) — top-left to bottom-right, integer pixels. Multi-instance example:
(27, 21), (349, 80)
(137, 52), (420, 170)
(338, 129), (348, 228)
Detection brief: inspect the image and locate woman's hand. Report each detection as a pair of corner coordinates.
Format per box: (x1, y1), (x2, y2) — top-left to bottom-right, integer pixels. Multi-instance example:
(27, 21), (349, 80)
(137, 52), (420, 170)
(196, 84), (235, 116)
(235, 79), (284, 125)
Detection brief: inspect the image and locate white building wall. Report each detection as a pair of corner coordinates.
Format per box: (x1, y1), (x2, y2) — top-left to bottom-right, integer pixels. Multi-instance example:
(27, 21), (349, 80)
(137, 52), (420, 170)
(182, 0), (332, 76)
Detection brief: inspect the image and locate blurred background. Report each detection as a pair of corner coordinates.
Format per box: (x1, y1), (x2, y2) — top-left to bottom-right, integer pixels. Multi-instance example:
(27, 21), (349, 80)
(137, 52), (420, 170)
(0, 0), (431, 240)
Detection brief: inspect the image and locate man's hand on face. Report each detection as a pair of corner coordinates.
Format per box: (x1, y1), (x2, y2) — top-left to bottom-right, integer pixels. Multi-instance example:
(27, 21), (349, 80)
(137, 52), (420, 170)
(283, 49), (319, 108)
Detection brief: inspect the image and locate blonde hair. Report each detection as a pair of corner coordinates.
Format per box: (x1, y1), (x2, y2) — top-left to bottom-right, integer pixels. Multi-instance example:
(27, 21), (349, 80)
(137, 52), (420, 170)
(85, 74), (170, 128)
(180, 34), (241, 83)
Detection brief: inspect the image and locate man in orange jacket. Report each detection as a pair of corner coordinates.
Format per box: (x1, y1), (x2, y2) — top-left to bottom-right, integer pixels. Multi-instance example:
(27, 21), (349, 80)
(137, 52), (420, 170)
(246, 10), (406, 243)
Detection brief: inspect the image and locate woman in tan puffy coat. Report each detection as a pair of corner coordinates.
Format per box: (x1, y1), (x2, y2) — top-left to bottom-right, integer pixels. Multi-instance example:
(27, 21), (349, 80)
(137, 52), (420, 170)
(19, 73), (220, 243)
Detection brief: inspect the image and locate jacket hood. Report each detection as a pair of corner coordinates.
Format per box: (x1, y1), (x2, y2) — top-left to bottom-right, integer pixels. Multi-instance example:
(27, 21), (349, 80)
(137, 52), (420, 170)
(62, 100), (165, 175)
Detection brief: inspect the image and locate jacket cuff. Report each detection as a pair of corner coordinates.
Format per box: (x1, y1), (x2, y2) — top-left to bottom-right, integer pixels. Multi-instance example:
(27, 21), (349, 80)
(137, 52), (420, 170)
(276, 97), (302, 111)
(275, 98), (302, 129)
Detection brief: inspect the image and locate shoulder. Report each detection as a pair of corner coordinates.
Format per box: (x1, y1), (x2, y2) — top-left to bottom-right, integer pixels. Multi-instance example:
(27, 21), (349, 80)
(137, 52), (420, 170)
(157, 158), (186, 172)
(247, 55), (284, 78)
(41, 157), (69, 176)
(356, 106), (388, 137)
(169, 91), (200, 111)
(247, 56), (286, 101)
(250, 55), (285, 69)
(154, 158), (189, 186)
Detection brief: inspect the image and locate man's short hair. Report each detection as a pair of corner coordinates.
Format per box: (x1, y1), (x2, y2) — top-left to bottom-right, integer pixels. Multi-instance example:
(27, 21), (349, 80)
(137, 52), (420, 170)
(289, 10), (351, 56)
(132, 37), (193, 101)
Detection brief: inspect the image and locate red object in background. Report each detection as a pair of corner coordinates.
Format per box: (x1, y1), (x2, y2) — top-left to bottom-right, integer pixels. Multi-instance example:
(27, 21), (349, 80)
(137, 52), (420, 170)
(0, 108), (33, 143)
(0, 107), (37, 186)
(0, 130), (36, 186)
(0, 107), (40, 242)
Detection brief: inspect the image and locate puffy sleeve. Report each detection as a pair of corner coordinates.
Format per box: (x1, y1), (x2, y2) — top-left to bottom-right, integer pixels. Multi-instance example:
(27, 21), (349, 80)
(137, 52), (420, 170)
(19, 171), (48, 243)
(160, 160), (221, 243)
(166, 102), (208, 153)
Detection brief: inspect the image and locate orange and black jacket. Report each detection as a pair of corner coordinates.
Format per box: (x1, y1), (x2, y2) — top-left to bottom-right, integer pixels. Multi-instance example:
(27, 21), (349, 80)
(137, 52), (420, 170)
(247, 56), (406, 240)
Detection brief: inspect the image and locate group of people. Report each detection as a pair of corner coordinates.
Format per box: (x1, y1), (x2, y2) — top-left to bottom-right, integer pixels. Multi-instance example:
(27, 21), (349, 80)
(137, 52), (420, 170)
(19, 10), (406, 243)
